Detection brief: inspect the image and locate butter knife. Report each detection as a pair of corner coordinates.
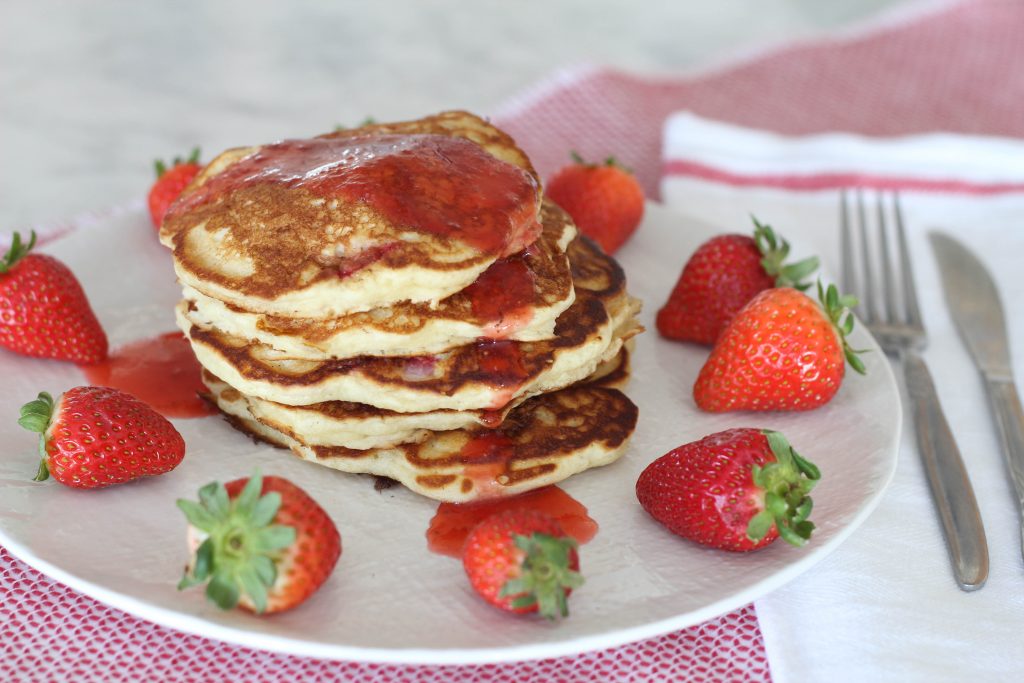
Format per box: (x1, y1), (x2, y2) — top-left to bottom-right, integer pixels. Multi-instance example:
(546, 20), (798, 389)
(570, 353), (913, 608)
(930, 233), (1024, 564)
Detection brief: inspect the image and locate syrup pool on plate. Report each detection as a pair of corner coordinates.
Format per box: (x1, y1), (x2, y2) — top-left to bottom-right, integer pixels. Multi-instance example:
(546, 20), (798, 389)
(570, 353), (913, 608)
(81, 332), (216, 418)
(426, 485), (598, 558)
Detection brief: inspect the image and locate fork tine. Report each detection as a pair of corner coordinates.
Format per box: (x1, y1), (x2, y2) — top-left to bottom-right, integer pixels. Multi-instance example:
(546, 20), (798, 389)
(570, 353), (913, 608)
(855, 189), (875, 323)
(840, 190), (857, 297)
(876, 192), (897, 323)
(893, 193), (922, 329)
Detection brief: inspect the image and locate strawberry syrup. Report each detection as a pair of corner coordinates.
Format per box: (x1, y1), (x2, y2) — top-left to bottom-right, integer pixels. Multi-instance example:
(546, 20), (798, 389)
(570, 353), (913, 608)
(426, 486), (598, 558)
(166, 134), (541, 258)
(462, 255), (536, 337)
(81, 332), (215, 419)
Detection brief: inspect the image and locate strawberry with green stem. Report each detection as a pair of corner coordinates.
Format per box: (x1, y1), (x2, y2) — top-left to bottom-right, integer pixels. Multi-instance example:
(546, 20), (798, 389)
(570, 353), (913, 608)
(148, 147), (201, 228)
(18, 386), (184, 488)
(657, 217), (819, 345)
(0, 230), (107, 364)
(636, 428), (820, 551)
(462, 509), (583, 619)
(547, 151), (645, 255)
(694, 281), (866, 412)
(177, 472), (341, 615)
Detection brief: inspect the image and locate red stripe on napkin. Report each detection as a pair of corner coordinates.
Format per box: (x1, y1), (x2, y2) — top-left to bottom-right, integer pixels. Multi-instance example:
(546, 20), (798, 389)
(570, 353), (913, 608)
(662, 159), (1024, 195)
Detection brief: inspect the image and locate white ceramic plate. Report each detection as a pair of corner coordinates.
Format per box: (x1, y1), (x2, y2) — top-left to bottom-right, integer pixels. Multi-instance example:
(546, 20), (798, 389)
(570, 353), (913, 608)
(0, 201), (900, 664)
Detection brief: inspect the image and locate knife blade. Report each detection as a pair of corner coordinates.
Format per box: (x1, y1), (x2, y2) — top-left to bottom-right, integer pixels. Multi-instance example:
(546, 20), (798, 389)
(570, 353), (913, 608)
(930, 232), (1024, 564)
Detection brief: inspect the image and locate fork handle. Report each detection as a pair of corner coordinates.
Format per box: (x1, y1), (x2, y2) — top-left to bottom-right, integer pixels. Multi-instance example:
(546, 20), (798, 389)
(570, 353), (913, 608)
(903, 350), (989, 591)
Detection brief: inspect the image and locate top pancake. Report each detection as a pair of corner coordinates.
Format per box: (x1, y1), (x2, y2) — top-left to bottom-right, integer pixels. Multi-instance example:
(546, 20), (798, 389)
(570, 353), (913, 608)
(159, 111), (543, 318)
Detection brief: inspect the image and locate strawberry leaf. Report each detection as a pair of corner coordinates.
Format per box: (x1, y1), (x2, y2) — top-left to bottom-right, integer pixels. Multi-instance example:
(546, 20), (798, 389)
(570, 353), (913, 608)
(238, 565), (268, 614)
(501, 578), (530, 597)
(17, 391), (53, 433)
(199, 480), (230, 519)
(207, 571), (241, 610)
(0, 231), (37, 274)
(252, 555), (277, 587)
(747, 430), (822, 548)
(176, 472), (296, 613)
(253, 525), (296, 553)
(794, 498), (814, 524)
(235, 472), (263, 517)
(503, 532), (582, 620)
(175, 499), (217, 531)
(746, 510), (774, 541)
(192, 538), (214, 581)
(776, 521), (807, 547)
(18, 391), (55, 483)
(510, 594), (538, 610)
(251, 491), (282, 527)
(752, 217), (819, 290)
(816, 280), (868, 375)
(790, 449), (821, 479)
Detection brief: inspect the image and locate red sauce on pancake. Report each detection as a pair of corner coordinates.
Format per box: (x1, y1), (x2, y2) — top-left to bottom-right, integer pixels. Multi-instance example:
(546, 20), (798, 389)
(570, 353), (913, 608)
(462, 255), (536, 336)
(167, 134), (541, 257)
(477, 410), (505, 429)
(426, 486), (598, 557)
(81, 332), (216, 419)
(458, 431), (515, 460)
(474, 339), (528, 387)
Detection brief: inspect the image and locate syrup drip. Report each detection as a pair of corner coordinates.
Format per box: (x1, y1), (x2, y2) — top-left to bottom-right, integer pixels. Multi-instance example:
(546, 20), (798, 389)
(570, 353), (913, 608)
(462, 256), (536, 337)
(474, 339), (528, 388)
(426, 486), (598, 558)
(459, 431), (515, 461)
(80, 332), (216, 419)
(477, 410), (505, 429)
(167, 134), (540, 257)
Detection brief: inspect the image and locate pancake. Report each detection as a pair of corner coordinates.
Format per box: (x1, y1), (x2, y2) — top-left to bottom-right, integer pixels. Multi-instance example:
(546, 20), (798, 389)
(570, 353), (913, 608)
(180, 200), (577, 360)
(207, 373), (639, 503)
(200, 345), (632, 451)
(179, 238), (640, 412)
(159, 111), (543, 318)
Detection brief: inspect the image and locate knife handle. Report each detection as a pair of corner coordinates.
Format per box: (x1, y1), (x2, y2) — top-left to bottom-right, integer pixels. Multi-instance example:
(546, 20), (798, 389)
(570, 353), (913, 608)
(983, 376), (1024, 562)
(903, 350), (989, 590)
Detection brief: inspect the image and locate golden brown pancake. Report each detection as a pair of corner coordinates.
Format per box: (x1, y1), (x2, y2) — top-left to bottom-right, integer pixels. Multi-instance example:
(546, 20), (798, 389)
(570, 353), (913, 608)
(179, 237), (638, 411)
(199, 344), (632, 451)
(208, 373), (639, 503)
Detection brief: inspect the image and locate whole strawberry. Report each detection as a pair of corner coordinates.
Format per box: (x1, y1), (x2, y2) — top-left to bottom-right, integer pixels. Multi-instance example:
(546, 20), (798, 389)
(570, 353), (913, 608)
(148, 147), (201, 228)
(657, 217), (819, 345)
(462, 509), (582, 619)
(547, 152), (644, 255)
(18, 387), (185, 488)
(636, 428), (820, 551)
(177, 472), (341, 615)
(0, 231), (107, 364)
(694, 283), (866, 412)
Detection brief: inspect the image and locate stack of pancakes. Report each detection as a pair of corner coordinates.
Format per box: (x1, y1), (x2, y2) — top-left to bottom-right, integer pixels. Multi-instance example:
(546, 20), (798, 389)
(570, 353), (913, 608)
(159, 111), (641, 502)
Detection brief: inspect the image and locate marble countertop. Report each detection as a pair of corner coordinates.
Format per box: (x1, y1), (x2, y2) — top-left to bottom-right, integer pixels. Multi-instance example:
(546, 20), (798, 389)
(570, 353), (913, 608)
(0, 0), (907, 230)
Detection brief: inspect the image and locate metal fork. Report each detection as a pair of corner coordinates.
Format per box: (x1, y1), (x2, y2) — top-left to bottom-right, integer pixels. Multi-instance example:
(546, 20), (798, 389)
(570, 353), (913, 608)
(841, 190), (988, 591)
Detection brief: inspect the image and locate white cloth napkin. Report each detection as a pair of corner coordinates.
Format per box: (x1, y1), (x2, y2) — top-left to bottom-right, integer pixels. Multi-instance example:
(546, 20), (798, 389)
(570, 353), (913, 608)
(661, 112), (1024, 683)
